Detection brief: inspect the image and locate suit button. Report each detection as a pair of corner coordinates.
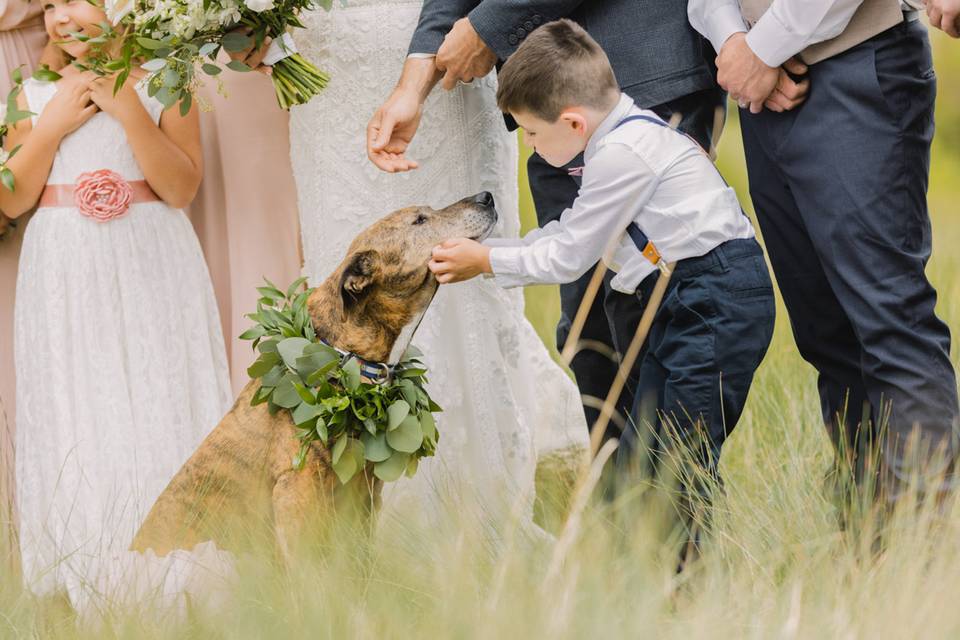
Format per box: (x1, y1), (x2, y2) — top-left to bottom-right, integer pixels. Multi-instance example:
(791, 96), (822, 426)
(516, 27), (526, 38)
(508, 34), (519, 45)
(532, 14), (542, 24)
(524, 20), (534, 30)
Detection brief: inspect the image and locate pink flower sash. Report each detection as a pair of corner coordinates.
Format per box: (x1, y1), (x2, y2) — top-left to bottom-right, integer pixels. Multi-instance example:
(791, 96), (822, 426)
(38, 169), (160, 222)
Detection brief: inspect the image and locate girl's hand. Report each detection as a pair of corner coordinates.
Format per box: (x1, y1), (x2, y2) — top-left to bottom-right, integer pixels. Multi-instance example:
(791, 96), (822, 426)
(35, 72), (98, 139)
(89, 75), (143, 122)
(428, 238), (492, 284)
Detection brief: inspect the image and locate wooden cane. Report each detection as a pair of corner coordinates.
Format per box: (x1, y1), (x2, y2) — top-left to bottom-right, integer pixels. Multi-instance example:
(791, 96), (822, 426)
(588, 263), (676, 456)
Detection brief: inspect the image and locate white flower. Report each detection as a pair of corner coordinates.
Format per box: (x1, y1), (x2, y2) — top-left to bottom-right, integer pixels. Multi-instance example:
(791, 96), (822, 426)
(105, 0), (134, 24)
(243, 0), (275, 12)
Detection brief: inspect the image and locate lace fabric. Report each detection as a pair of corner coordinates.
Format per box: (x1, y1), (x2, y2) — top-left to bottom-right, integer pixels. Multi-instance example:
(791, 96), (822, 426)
(290, 3), (588, 526)
(14, 79), (234, 605)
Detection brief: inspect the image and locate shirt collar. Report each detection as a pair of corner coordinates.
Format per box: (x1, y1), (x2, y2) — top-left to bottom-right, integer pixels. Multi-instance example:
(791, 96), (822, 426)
(585, 93), (636, 161)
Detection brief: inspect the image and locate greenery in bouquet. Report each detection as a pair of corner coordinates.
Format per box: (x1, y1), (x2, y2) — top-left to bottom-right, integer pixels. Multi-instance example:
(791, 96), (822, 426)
(105, 0), (335, 111)
(241, 277), (442, 486)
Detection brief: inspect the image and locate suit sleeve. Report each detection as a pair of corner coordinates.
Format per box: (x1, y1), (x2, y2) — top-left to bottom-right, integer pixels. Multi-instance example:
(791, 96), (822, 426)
(468, 0), (589, 60)
(408, 0), (482, 55)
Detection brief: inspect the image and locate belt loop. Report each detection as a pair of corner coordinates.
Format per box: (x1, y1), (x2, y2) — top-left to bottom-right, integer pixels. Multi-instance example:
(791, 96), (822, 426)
(715, 245), (730, 273)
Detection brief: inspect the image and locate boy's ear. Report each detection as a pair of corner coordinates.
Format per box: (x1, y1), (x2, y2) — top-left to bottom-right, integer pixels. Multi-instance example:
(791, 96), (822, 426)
(559, 110), (588, 134)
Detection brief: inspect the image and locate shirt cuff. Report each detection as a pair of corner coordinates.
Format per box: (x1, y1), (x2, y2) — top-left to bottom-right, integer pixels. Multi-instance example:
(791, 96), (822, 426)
(407, 53), (436, 59)
(703, 3), (749, 55)
(745, 11), (804, 67)
(488, 246), (526, 288)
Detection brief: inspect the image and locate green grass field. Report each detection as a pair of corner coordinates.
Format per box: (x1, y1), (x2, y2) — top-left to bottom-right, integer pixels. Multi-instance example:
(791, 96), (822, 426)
(3, 33), (960, 640)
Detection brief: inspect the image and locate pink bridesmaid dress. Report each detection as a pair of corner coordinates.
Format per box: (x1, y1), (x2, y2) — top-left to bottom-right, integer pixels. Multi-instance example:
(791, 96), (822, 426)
(0, 0), (46, 575)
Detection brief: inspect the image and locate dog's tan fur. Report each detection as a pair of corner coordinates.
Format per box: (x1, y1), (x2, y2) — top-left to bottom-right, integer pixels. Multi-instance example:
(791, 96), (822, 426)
(131, 195), (498, 559)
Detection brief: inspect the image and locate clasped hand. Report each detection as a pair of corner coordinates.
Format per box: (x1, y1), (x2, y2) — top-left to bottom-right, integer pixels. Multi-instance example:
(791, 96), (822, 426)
(716, 33), (810, 114)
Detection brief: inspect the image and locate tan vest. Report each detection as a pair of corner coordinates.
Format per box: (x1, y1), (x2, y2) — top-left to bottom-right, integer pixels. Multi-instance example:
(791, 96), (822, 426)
(739, 0), (905, 64)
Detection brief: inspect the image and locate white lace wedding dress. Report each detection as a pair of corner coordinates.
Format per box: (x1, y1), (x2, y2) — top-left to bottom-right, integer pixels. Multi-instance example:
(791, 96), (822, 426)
(289, 0), (588, 528)
(15, 78), (235, 613)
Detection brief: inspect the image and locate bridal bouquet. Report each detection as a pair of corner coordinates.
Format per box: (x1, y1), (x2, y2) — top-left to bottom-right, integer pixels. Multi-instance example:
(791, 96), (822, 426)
(100, 0), (333, 110)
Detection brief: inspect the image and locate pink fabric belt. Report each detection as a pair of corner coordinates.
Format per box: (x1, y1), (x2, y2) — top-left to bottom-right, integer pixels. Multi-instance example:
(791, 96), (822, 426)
(39, 169), (160, 222)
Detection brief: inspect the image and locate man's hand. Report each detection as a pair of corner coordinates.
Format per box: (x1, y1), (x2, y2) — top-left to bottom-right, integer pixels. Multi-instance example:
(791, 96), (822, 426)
(367, 57), (442, 173)
(428, 238), (492, 284)
(716, 32), (780, 114)
(436, 17), (497, 91)
(764, 58), (810, 112)
(926, 0), (960, 37)
(367, 87), (424, 173)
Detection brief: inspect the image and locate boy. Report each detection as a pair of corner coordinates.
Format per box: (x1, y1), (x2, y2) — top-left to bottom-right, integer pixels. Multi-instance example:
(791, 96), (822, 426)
(429, 19), (775, 492)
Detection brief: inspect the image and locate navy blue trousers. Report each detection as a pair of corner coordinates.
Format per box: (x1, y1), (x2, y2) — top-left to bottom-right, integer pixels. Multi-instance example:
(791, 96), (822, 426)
(617, 238), (775, 478)
(527, 86), (727, 435)
(740, 20), (959, 487)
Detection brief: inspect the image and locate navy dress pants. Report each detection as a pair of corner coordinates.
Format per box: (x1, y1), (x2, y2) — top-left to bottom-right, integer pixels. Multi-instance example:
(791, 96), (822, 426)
(740, 20), (958, 491)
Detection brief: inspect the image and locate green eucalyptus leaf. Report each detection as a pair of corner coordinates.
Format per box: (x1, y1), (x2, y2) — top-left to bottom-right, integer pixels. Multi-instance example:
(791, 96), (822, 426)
(222, 32), (252, 53)
(293, 381), (316, 405)
(361, 431), (391, 462)
(332, 433), (347, 464)
(342, 358), (361, 392)
(238, 325), (268, 341)
(386, 399), (410, 431)
(405, 455), (419, 478)
(386, 415), (423, 453)
(226, 60), (252, 73)
(374, 451), (410, 482)
(420, 411), (437, 443)
(271, 373), (301, 409)
(277, 336), (311, 369)
(262, 363), (285, 387)
(141, 58), (166, 72)
(292, 401), (322, 426)
(246, 351), (280, 378)
(399, 379), (417, 409)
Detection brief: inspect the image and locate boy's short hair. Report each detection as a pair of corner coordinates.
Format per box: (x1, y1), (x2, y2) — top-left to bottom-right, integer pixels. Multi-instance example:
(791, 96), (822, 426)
(496, 19), (619, 122)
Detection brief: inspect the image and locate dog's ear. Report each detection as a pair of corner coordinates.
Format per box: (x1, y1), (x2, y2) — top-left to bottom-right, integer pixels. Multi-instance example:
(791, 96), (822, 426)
(340, 250), (379, 310)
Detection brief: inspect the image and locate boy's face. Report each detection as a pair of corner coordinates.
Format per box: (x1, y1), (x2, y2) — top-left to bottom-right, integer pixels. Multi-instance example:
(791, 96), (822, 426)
(43, 0), (108, 59)
(513, 110), (590, 168)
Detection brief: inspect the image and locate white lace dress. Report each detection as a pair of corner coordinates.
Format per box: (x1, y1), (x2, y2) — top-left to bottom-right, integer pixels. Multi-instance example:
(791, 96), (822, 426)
(15, 78), (235, 611)
(290, 1), (588, 526)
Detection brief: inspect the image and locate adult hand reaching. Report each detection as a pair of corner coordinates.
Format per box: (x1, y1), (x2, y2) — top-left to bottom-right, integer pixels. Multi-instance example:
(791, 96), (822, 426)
(367, 87), (423, 172)
(716, 32), (780, 113)
(925, 0), (960, 37)
(367, 57), (442, 173)
(436, 17), (497, 91)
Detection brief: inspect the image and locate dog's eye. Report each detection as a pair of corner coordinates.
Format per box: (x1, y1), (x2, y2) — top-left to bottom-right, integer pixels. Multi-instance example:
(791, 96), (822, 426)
(413, 214), (427, 225)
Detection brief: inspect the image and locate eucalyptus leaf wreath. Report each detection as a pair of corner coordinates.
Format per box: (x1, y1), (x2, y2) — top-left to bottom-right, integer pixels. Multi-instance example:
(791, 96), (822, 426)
(241, 277), (441, 485)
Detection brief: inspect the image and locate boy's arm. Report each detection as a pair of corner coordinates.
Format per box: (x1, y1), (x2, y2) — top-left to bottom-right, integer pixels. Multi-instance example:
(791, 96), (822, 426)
(488, 143), (659, 288)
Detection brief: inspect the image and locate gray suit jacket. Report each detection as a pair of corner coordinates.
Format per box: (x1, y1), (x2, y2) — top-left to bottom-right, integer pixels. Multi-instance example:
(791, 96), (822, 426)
(409, 0), (716, 110)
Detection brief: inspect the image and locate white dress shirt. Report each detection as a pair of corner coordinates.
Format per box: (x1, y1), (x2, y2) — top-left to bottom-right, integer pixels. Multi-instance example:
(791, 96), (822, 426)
(688, 0), (918, 68)
(486, 94), (755, 294)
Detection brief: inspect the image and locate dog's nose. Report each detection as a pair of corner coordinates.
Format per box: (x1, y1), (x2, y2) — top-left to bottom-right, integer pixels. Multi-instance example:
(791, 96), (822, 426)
(472, 191), (495, 208)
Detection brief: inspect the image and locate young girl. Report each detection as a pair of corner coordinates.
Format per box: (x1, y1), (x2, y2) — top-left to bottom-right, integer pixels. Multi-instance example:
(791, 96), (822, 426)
(3, 0), (233, 610)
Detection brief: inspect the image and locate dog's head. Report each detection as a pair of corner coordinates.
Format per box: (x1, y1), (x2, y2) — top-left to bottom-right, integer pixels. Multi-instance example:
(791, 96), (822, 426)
(309, 192), (499, 362)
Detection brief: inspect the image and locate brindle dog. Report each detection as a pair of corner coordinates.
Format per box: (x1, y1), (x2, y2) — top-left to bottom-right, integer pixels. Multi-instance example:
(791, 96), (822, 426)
(131, 193), (498, 560)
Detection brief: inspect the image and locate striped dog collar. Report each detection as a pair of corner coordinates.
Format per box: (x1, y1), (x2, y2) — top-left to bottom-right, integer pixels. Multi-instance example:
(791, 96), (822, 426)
(319, 338), (394, 384)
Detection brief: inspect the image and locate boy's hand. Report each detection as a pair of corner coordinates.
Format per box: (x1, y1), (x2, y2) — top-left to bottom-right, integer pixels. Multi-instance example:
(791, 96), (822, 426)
(429, 238), (492, 284)
(36, 72), (98, 138)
